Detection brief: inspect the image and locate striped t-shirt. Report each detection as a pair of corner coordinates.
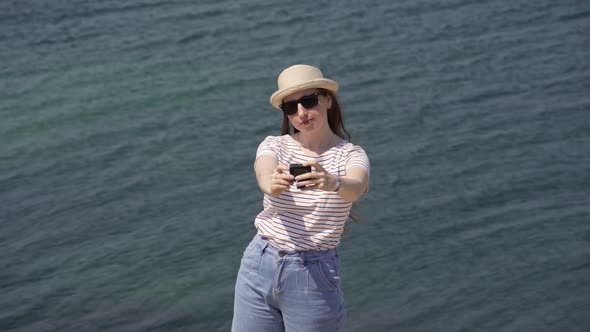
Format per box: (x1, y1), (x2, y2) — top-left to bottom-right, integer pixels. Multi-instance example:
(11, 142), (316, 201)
(254, 134), (370, 251)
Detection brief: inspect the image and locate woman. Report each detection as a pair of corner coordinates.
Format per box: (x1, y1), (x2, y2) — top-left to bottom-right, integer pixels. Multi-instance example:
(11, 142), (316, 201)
(232, 64), (370, 332)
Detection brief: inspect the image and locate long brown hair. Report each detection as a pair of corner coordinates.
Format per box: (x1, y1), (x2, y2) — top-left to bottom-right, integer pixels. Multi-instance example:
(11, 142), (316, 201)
(280, 89), (351, 140)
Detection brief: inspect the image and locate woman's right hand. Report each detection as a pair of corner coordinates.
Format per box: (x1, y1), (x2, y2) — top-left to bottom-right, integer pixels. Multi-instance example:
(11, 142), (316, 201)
(267, 164), (294, 197)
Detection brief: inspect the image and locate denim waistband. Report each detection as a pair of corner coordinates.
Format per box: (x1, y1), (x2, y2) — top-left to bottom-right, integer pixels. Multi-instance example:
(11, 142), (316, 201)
(254, 235), (337, 263)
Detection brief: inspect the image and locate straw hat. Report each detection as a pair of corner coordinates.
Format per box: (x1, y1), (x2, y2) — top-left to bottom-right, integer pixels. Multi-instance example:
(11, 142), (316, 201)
(270, 64), (339, 109)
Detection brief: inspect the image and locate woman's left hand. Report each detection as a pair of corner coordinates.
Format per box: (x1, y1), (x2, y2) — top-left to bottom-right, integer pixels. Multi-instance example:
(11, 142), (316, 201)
(294, 159), (338, 191)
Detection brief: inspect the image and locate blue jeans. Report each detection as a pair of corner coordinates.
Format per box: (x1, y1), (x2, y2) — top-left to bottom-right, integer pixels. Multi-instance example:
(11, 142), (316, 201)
(232, 235), (346, 332)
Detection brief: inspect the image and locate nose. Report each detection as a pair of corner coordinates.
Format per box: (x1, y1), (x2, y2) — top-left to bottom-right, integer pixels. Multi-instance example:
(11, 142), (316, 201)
(297, 103), (308, 117)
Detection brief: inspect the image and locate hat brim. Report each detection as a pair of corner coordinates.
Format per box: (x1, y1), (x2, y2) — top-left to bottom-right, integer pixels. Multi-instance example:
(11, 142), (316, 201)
(270, 78), (339, 110)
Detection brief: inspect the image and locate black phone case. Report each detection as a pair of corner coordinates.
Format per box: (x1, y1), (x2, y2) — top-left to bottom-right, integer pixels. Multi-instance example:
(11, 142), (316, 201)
(289, 164), (312, 177)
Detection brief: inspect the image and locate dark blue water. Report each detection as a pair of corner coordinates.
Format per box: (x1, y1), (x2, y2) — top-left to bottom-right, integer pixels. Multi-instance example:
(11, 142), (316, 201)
(1, 0), (589, 331)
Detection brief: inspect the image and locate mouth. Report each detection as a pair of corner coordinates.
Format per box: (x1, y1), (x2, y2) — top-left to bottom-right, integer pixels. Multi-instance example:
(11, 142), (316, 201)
(301, 119), (312, 125)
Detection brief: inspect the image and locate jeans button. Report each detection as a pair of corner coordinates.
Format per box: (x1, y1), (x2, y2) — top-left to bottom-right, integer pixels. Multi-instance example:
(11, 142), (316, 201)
(278, 250), (286, 257)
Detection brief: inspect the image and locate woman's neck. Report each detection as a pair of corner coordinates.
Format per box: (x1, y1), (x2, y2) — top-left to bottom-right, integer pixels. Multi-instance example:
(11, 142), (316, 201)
(296, 129), (339, 155)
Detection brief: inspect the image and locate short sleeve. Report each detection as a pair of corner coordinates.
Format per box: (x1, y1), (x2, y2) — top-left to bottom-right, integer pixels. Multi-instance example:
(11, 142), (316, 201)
(344, 144), (370, 193)
(256, 136), (279, 160)
(345, 145), (370, 175)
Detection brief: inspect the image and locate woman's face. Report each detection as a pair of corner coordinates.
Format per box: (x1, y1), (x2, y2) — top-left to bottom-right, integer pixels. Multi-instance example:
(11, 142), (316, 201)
(283, 88), (332, 133)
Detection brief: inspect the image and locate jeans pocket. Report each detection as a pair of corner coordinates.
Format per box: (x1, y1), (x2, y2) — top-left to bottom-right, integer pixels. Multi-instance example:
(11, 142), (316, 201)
(242, 239), (258, 259)
(310, 256), (341, 291)
(239, 239), (262, 277)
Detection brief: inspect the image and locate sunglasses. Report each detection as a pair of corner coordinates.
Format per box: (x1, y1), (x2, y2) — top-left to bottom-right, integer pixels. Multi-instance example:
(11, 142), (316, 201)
(280, 92), (323, 115)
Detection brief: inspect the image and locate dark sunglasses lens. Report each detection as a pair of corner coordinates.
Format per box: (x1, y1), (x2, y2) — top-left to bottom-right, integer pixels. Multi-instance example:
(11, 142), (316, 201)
(281, 102), (298, 115)
(281, 94), (319, 115)
(300, 94), (319, 109)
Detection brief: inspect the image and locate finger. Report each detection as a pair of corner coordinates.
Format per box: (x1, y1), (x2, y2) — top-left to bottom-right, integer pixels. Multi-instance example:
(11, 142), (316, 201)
(295, 172), (315, 182)
(274, 165), (291, 176)
(274, 181), (292, 188)
(278, 173), (295, 181)
(298, 182), (317, 190)
(274, 176), (293, 185)
(276, 164), (290, 171)
(303, 159), (325, 172)
(302, 159), (318, 167)
(294, 171), (308, 181)
(295, 179), (316, 187)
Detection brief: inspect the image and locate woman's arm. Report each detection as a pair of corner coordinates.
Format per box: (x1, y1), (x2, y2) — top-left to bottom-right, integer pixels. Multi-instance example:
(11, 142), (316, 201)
(254, 155), (294, 197)
(296, 160), (369, 203)
(335, 167), (369, 202)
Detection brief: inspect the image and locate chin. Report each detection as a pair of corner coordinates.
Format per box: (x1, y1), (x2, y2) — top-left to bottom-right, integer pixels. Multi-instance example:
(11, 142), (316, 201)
(295, 126), (315, 133)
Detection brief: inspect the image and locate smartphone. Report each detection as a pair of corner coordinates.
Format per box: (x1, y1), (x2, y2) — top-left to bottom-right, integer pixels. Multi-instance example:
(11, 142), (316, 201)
(289, 163), (312, 177)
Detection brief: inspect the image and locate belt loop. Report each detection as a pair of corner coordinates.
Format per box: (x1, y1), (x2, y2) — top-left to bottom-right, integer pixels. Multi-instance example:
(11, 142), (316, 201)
(300, 250), (309, 264)
(259, 238), (269, 256)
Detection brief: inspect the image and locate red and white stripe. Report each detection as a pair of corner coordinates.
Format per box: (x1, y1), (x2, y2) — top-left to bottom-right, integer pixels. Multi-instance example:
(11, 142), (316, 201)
(253, 135), (370, 251)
